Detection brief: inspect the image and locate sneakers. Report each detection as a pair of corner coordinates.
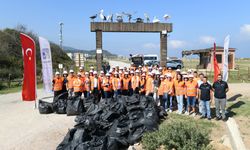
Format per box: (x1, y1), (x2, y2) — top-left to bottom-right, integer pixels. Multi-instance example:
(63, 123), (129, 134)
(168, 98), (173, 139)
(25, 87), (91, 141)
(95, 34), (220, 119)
(192, 113), (196, 117)
(169, 110), (172, 113)
(208, 117), (211, 121)
(200, 116), (206, 119)
(222, 118), (227, 122)
(185, 111), (189, 115)
(216, 116), (221, 121)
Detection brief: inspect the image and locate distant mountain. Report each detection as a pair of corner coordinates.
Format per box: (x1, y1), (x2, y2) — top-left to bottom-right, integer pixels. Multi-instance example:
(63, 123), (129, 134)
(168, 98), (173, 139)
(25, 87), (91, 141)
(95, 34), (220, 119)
(63, 46), (117, 56)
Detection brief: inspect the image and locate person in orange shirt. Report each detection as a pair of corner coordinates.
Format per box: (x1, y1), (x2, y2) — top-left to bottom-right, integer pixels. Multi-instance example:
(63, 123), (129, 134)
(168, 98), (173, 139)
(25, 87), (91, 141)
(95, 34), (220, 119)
(91, 71), (101, 103)
(102, 73), (112, 98)
(158, 75), (165, 107)
(185, 74), (198, 115)
(139, 73), (146, 95)
(52, 72), (64, 99)
(174, 74), (185, 114)
(163, 74), (174, 112)
(122, 72), (131, 96)
(79, 66), (85, 78)
(99, 71), (105, 99)
(131, 70), (140, 94)
(84, 72), (91, 98)
(73, 72), (84, 97)
(193, 71), (199, 82)
(112, 72), (122, 98)
(145, 73), (154, 97)
(67, 70), (75, 96)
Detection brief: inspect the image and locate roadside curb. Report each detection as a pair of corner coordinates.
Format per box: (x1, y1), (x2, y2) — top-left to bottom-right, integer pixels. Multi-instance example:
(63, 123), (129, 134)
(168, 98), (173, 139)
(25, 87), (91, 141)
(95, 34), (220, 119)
(226, 117), (246, 150)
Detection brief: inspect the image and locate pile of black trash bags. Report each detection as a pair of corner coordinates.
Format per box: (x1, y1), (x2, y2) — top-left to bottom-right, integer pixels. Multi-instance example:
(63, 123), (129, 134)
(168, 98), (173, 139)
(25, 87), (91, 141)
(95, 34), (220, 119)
(39, 94), (167, 150)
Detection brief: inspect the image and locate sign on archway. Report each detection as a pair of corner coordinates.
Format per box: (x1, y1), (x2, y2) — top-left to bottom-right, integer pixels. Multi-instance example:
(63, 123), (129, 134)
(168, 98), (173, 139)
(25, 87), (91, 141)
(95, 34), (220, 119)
(90, 22), (173, 71)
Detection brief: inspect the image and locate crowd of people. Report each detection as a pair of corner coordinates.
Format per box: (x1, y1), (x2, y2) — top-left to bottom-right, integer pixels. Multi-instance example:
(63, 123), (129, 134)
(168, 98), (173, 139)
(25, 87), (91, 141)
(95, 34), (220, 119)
(52, 64), (229, 121)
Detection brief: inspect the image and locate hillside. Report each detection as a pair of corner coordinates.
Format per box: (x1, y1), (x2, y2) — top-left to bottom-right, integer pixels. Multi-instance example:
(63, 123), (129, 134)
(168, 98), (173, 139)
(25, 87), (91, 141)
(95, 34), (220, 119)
(63, 46), (117, 57)
(0, 26), (74, 81)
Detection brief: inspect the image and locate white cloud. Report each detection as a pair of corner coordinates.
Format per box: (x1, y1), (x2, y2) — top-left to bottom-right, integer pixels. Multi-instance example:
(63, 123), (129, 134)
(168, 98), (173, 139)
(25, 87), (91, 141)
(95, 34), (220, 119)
(199, 36), (216, 44)
(240, 24), (250, 36)
(168, 40), (186, 49)
(142, 43), (160, 49)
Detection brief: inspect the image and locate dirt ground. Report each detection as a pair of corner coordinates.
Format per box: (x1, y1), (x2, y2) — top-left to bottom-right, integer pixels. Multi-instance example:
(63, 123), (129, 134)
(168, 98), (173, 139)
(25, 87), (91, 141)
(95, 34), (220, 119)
(0, 83), (249, 150)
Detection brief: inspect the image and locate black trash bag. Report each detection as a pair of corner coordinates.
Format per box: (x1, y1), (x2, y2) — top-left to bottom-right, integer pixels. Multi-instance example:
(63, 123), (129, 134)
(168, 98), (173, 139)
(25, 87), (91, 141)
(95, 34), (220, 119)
(83, 96), (94, 110)
(157, 106), (168, 119)
(143, 108), (159, 131)
(126, 94), (140, 105)
(56, 128), (77, 150)
(101, 110), (120, 122)
(127, 127), (145, 145)
(89, 136), (107, 150)
(53, 98), (67, 114)
(66, 96), (84, 116)
(38, 100), (54, 114)
(107, 137), (129, 150)
(53, 92), (68, 103)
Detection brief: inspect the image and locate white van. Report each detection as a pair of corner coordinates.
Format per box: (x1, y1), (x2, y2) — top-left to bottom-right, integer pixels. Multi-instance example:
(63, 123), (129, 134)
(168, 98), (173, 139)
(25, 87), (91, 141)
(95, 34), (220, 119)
(143, 54), (158, 65)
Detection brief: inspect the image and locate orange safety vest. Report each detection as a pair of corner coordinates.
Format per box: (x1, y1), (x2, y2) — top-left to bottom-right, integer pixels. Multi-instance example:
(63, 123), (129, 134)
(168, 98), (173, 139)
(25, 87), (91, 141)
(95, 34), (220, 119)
(158, 80), (166, 96)
(91, 77), (100, 91)
(67, 75), (75, 89)
(102, 78), (112, 92)
(84, 77), (91, 92)
(185, 80), (198, 96)
(73, 78), (83, 92)
(122, 78), (131, 90)
(112, 77), (122, 91)
(139, 78), (146, 92)
(163, 80), (174, 96)
(53, 77), (64, 91)
(146, 77), (154, 93)
(131, 76), (140, 90)
(174, 80), (185, 96)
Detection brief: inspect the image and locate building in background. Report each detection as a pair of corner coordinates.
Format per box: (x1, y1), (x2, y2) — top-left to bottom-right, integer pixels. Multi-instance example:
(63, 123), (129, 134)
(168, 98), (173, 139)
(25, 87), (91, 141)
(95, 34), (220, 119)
(67, 52), (87, 67)
(182, 46), (236, 70)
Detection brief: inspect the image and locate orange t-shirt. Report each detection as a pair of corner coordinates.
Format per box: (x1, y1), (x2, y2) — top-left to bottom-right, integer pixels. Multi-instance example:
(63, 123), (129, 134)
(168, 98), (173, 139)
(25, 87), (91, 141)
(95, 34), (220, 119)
(174, 80), (185, 96)
(185, 80), (198, 97)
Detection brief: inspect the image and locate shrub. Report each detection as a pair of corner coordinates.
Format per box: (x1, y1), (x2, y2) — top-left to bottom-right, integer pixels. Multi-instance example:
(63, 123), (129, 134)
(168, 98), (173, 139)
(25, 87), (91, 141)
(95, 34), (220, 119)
(142, 119), (213, 150)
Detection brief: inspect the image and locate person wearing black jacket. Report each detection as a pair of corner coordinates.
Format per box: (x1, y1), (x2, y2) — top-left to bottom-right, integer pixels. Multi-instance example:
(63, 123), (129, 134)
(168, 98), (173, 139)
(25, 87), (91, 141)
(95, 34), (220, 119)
(198, 76), (213, 120)
(212, 74), (229, 121)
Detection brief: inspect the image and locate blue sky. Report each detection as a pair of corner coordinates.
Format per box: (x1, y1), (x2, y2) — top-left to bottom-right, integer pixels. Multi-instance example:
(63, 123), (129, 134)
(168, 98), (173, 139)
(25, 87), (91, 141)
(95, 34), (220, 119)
(1, 0), (250, 58)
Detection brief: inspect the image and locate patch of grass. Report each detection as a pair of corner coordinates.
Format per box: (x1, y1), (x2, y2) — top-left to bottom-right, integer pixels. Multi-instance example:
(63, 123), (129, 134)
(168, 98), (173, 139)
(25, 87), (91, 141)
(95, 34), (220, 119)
(0, 83), (43, 94)
(142, 113), (215, 150)
(227, 98), (250, 117)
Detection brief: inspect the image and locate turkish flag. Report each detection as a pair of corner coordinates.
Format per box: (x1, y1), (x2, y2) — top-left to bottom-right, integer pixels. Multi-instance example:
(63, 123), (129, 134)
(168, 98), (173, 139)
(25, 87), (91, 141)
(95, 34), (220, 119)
(213, 43), (220, 82)
(20, 33), (36, 101)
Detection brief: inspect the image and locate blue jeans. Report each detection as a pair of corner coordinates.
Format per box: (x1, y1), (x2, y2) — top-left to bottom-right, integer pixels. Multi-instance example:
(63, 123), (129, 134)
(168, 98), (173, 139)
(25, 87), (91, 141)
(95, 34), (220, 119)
(176, 95), (183, 113)
(104, 91), (111, 99)
(187, 96), (196, 107)
(114, 90), (121, 98)
(201, 100), (211, 118)
(163, 93), (172, 110)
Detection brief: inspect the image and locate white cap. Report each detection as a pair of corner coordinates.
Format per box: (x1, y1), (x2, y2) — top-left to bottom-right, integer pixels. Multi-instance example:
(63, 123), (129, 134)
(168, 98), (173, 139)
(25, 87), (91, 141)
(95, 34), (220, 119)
(130, 71), (134, 74)
(89, 70), (93, 73)
(106, 73), (110, 76)
(63, 71), (68, 74)
(79, 66), (83, 70)
(114, 72), (119, 75)
(90, 66), (94, 69)
(116, 65), (119, 67)
(135, 70), (140, 73)
(188, 69), (192, 72)
(139, 65), (142, 68)
(148, 72), (152, 76)
(183, 75), (188, 78)
(176, 69), (181, 72)
(119, 71), (123, 74)
(109, 70), (113, 74)
(188, 74), (194, 78)
(77, 72), (81, 76)
(93, 71), (97, 74)
(156, 71), (160, 75)
(159, 67), (163, 70)
(55, 71), (60, 75)
(160, 75), (164, 78)
(167, 73), (172, 78)
(85, 72), (89, 75)
(142, 73), (146, 77)
(69, 69), (74, 73)
(124, 72), (129, 75)
(100, 71), (104, 74)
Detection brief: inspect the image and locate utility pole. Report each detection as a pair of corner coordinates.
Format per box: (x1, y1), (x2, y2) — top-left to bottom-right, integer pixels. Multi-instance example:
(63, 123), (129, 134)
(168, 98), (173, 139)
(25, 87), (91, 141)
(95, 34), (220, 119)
(59, 22), (64, 50)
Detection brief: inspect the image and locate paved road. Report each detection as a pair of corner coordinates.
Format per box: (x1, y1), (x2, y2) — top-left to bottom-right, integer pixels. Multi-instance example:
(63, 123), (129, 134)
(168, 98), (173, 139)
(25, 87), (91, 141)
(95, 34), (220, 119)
(0, 89), (75, 150)
(109, 60), (130, 69)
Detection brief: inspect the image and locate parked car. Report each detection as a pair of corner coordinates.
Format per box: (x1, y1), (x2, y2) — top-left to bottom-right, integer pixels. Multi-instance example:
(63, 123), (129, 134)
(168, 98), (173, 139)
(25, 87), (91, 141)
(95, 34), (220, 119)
(146, 60), (160, 66)
(166, 60), (184, 69)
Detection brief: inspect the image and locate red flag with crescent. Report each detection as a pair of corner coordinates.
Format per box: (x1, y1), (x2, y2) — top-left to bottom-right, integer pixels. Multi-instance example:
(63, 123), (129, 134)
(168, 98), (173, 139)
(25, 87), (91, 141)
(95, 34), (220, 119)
(213, 43), (220, 82)
(20, 33), (36, 101)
